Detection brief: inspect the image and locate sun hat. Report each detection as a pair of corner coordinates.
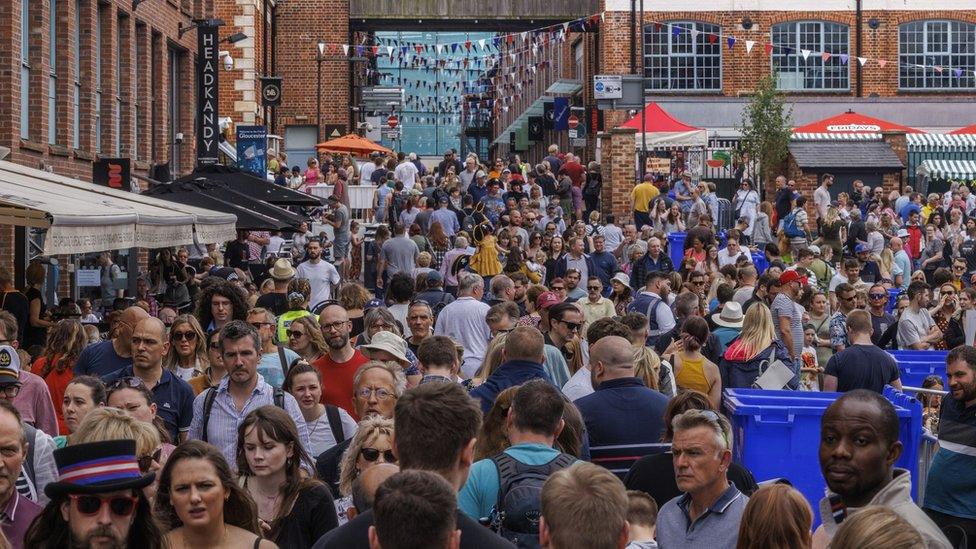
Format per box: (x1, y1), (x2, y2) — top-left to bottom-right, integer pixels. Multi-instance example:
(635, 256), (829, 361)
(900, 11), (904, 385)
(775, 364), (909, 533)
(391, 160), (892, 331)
(45, 439), (155, 498)
(611, 272), (631, 287)
(360, 331), (410, 364)
(269, 258), (296, 280)
(711, 302), (744, 329)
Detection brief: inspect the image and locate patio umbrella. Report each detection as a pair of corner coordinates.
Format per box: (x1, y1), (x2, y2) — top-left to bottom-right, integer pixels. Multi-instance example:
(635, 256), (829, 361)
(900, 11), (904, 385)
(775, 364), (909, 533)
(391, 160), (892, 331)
(950, 123), (976, 134)
(793, 110), (924, 134)
(316, 133), (394, 157)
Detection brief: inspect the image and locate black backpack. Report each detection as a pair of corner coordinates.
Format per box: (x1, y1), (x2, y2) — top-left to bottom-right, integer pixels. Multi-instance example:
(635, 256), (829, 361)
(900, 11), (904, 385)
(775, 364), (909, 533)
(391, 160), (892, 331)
(486, 452), (575, 548)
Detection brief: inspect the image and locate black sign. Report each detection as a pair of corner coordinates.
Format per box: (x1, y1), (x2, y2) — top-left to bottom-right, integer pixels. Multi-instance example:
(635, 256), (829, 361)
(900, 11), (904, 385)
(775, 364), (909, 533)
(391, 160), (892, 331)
(261, 76), (282, 107)
(543, 101), (555, 129)
(196, 24), (220, 166)
(93, 158), (131, 191)
(323, 124), (346, 140)
(510, 131), (517, 148)
(588, 106), (605, 133)
(528, 117), (544, 141)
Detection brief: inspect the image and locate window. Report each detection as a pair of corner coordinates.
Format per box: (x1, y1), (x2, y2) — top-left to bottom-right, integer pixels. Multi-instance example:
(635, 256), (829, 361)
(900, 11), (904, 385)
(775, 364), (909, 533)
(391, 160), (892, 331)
(94, 7), (102, 152)
(899, 20), (976, 90)
(573, 42), (583, 81)
(115, 16), (123, 155)
(771, 21), (849, 91)
(168, 48), (181, 176)
(21, 0), (30, 140)
(135, 25), (145, 161)
(49, 0), (57, 144)
(73, 0), (81, 149)
(643, 21), (722, 91)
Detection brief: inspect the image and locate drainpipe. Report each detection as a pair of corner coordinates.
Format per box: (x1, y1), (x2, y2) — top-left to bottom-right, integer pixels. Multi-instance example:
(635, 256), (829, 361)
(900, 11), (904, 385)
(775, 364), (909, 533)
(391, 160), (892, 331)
(855, 0), (863, 97)
(630, 0), (636, 74)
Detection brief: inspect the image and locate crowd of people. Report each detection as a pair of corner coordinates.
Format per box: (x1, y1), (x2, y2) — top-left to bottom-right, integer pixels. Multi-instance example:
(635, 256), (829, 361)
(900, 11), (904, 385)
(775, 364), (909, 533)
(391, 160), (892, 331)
(0, 145), (973, 548)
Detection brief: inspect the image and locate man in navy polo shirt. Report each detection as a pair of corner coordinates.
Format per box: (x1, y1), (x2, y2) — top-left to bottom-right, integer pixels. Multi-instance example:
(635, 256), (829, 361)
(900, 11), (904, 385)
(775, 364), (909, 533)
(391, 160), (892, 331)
(924, 345), (976, 541)
(104, 317), (194, 443)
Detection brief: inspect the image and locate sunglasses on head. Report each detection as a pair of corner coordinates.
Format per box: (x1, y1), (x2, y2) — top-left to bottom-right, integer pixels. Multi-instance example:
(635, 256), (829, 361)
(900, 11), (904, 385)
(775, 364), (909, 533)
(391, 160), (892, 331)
(360, 447), (396, 463)
(108, 377), (145, 391)
(69, 494), (138, 517)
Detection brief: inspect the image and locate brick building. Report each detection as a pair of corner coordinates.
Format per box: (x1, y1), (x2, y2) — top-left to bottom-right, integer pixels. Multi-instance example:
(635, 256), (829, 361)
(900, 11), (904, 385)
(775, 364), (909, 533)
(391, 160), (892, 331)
(493, 0), (976, 220)
(0, 0), (209, 285)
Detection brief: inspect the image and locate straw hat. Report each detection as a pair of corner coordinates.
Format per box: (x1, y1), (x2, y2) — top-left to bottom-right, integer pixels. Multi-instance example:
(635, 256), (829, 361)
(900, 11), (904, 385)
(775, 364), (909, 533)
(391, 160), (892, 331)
(711, 302), (744, 329)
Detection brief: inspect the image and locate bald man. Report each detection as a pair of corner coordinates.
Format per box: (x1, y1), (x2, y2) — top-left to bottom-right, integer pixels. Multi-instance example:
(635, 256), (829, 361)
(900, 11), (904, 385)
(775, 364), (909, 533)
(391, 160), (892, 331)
(347, 462), (400, 521)
(73, 305), (150, 378)
(104, 317), (195, 442)
(573, 336), (670, 447)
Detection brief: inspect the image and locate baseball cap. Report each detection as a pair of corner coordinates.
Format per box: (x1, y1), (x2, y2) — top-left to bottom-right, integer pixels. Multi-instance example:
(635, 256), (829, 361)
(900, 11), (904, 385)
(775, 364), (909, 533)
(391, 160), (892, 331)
(476, 170), (487, 179)
(426, 270), (443, 284)
(807, 245), (821, 255)
(536, 291), (562, 310)
(897, 229), (910, 238)
(0, 346), (20, 384)
(855, 243), (870, 254)
(779, 270), (808, 286)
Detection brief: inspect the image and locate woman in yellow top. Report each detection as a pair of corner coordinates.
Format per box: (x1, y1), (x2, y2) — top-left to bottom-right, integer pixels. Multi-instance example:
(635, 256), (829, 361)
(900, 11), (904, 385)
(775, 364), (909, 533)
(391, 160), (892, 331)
(469, 221), (502, 277)
(667, 316), (722, 410)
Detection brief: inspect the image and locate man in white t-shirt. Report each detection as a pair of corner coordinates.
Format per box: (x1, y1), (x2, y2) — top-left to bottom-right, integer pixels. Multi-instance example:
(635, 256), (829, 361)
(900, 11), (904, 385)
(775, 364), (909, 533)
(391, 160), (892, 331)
(897, 281), (943, 350)
(394, 154), (420, 187)
(295, 239), (341, 309)
(717, 237), (753, 268)
(813, 174), (833, 223)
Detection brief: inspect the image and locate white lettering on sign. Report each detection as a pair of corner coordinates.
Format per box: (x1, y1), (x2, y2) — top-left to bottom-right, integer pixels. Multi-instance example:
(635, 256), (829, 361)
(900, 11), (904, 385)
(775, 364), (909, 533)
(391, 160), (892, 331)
(825, 124), (882, 132)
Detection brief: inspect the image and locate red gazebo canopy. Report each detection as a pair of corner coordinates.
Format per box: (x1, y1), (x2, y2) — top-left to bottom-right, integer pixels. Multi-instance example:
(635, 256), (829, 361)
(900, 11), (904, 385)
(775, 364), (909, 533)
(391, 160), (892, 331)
(951, 123), (976, 134)
(792, 111), (923, 134)
(620, 102), (702, 132)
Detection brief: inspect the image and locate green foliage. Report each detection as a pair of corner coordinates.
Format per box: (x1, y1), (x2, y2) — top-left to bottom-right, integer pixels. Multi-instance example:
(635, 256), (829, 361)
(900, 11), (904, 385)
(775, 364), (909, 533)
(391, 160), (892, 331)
(739, 75), (793, 185)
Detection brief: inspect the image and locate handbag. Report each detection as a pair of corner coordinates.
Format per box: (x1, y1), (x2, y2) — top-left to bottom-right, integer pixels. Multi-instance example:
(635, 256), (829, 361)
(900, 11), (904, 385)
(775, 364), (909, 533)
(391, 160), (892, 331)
(751, 359), (795, 390)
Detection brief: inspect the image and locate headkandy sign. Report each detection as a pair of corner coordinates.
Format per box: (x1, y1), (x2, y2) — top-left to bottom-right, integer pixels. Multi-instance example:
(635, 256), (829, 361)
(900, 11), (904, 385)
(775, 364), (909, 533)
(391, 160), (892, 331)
(197, 24), (220, 166)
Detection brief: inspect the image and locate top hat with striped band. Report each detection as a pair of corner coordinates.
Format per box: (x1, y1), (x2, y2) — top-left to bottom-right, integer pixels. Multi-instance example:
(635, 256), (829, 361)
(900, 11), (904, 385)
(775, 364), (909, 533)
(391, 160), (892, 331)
(45, 439), (155, 498)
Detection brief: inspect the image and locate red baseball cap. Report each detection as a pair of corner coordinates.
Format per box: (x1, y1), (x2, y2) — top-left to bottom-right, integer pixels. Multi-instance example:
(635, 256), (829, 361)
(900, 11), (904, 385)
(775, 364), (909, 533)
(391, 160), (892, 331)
(536, 291), (562, 310)
(779, 270), (808, 286)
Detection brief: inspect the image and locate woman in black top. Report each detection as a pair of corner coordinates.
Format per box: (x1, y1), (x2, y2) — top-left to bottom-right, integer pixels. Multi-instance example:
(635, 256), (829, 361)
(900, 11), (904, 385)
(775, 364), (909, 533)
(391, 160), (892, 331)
(24, 261), (53, 349)
(237, 405), (338, 549)
(624, 390), (758, 509)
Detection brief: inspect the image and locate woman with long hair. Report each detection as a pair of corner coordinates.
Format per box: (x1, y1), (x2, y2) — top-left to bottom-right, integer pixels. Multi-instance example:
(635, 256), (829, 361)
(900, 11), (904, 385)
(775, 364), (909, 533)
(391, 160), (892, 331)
(106, 376), (174, 448)
(35, 319), (87, 434)
(54, 375), (106, 448)
(544, 236), (565, 286)
(527, 231), (545, 261)
(945, 287), (976, 349)
(336, 417), (396, 517)
(667, 317), (722, 410)
(338, 282), (370, 339)
(23, 261), (53, 348)
(285, 316), (328, 363)
(650, 199), (670, 233)
(807, 291), (834, 370)
(735, 484), (812, 549)
(610, 274), (633, 316)
(237, 406), (338, 546)
(931, 283), (958, 351)
(163, 315), (208, 382)
(818, 206), (846, 260)
(156, 440), (273, 548)
(683, 237), (707, 273)
(495, 228), (512, 265)
(348, 219), (364, 282)
(664, 202), (686, 233)
(720, 302), (797, 390)
(189, 330), (228, 395)
(283, 362), (357, 458)
(428, 221), (451, 270)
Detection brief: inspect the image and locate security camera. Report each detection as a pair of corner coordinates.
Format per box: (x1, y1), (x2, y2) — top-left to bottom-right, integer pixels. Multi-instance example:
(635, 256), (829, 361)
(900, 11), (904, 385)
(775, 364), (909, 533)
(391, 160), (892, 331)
(175, 132), (184, 144)
(220, 51), (233, 71)
(358, 122), (374, 131)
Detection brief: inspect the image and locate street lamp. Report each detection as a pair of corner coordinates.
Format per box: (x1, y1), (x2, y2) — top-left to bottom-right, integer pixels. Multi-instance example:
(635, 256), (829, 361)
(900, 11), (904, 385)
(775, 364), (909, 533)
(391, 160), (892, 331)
(317, 41), (326, 141)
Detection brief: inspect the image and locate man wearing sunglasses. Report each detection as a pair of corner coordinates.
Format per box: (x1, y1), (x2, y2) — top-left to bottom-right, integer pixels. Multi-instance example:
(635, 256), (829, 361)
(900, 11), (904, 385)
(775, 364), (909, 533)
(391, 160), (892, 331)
(867, 284), (897, 348)
(24, 439), (161, 549)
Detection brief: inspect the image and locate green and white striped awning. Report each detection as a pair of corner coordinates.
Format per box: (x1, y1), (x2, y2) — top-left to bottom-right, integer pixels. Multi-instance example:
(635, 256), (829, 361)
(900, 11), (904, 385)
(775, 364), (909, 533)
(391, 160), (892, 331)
(907, 134), (976, 150)
(916, 159), (976, 180)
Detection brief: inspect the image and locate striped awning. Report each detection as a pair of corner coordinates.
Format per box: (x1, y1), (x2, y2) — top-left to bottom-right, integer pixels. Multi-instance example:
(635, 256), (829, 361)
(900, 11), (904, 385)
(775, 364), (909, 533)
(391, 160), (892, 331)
(791, 133), (881, 141)
(907, 134), (976, 150)
(916, 159), (976, 180)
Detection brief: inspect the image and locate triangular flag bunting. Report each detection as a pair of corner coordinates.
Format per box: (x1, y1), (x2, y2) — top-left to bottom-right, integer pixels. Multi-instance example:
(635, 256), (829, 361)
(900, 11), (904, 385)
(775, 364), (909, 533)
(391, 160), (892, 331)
(763, 43), (773, 56)
(822, 52), (832, 62)
(801, 49), (811, 60)
(954, 68), (964, 78)
(672, 25), (681, 37)
(707, 33), (718, 44)
(691, 29), (700, 39)
(342, 44), (349, 56)
(857, 56), (867, 66)
(386, 46), (393, 57)
(877, 59), (887, 68)
(727, 37), (736, 50)
(745, 40), (755, 53)
(840, 54), (849, 64)
(934, 65), (943, 73)
(435, 44), (442, 55)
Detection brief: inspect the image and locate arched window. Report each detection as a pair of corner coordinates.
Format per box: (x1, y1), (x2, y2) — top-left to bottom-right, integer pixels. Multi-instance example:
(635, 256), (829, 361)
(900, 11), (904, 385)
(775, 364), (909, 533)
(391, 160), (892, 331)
(899, 20), (976, 90)
(771, 21), (850, 91)
(643, 21), (721, 91)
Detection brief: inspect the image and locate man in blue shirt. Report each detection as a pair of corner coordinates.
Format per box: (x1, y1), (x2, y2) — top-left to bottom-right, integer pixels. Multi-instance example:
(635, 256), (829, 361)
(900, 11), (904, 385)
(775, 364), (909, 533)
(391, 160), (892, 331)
(459, 379), (575, 521)
(103, 317), (194, 443)
(924, 346), (976, 541)
(575, 336), (668, 448)
(469, 327), (551, 413)
(588, 234), (619, 296)
(74, 306), (149, 379)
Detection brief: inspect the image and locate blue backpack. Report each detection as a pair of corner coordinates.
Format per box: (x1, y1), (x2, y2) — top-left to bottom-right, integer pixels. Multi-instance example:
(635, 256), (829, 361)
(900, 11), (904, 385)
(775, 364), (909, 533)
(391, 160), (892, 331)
(783, 209), (806, 238)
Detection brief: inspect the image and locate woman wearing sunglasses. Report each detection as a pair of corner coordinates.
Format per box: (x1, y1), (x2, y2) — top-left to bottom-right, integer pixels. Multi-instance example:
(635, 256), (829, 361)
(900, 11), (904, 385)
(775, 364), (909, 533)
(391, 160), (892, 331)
(285, 316), (328, 364)
(53, 375), (105, 449)
(336, 416), (396, 520)
(70, 406), (165, 502)
(163, 315), (208, 383)
(236, 405), (337, 547)
(156, 440), (274, 549)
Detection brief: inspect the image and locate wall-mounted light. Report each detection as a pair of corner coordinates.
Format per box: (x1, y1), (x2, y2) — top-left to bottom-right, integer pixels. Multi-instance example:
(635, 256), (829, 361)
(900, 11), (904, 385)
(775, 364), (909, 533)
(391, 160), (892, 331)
(741, 17), (754, 30)
(868, 18), (880, 30)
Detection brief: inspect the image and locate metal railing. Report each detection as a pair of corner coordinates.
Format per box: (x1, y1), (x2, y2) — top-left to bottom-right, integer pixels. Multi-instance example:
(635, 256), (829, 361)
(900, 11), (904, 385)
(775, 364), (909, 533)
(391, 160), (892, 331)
(900, 385), (947, 504)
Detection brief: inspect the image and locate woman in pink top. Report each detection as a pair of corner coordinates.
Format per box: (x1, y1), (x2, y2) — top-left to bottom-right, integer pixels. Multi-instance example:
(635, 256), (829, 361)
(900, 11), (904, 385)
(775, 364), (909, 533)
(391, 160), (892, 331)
(302, 157), (322, 192)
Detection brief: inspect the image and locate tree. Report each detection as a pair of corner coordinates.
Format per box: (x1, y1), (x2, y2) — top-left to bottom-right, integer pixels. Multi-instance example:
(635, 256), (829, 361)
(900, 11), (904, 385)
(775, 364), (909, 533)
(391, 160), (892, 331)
(739, 75), (793, 192)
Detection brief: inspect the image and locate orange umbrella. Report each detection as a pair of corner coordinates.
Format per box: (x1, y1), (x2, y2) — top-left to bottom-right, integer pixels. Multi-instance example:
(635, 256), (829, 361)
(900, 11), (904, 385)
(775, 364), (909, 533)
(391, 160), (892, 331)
(316, 133), (393, 157)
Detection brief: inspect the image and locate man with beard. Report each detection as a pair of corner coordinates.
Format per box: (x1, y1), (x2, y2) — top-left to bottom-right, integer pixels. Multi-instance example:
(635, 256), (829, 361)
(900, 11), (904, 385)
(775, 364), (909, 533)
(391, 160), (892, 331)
(313, 303), (370, 419)
(923, 346), (976, 542)
(24, 439), (162, 549)
(296, 238), (341, 310)
(0, 401), (40, 548)
(813, 390), (950, 548)
(188, 320), (309, 468)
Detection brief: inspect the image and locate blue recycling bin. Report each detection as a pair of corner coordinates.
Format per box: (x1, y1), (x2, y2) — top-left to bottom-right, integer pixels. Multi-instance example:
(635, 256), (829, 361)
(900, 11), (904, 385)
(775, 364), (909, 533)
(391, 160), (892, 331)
(723, 388), (922, 527)
(888, 351), (948, 387)
(667, 232), (686, 271)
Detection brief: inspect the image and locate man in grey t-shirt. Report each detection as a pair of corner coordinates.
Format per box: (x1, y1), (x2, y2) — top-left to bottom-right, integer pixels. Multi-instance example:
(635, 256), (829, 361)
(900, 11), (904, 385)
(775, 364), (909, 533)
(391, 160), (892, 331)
(378, 224), (420, 287)
(771, 270), (805, 364)
(897, 280), (942, 349)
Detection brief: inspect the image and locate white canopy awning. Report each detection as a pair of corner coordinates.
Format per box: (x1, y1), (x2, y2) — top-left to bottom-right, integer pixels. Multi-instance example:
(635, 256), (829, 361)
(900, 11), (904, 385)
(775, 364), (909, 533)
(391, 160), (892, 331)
(0, 161), (237, 255)
(634, 129), (709, 149)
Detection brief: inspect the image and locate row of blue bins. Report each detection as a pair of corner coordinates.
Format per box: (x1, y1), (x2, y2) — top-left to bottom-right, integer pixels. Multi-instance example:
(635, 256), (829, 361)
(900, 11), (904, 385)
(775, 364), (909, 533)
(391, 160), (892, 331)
(667, 232), (768, 274)
(723, 387), (923, 527)
(889, 350), (949, 387)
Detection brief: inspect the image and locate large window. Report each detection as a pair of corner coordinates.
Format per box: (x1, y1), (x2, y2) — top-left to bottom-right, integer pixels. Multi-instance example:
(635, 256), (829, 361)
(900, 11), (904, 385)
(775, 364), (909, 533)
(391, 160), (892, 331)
(21, 0), (30, 140)
(95, 6), (102, 153)
(49, 0), (57, 144)
(73, 0), (81, 149)
(115, 16), (123, 155)
(771, 21), (849, 91)
(900, 20), (976, 90)
(643, 22), (721, 91)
